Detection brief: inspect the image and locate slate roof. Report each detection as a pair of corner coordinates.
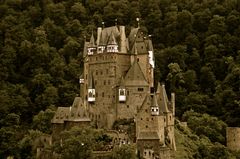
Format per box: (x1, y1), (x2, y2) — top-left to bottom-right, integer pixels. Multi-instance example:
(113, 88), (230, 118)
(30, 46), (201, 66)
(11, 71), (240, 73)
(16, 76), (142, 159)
(124, 60), (148, 86)
(89, 33), (95, 47)
(99, 26), (120, 45)
(156, 83), (170, 113)
(51, 107), (70, 124)
(138, 131), (160, 140)
(52, 97), (90, 124)
(128, 28), (139, 49)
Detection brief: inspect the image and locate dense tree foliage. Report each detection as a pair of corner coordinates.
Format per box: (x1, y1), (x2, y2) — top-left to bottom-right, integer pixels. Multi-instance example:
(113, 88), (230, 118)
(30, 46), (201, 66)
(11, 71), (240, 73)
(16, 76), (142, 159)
(1, 0), (240, 157)
(53, 126), (114, 159)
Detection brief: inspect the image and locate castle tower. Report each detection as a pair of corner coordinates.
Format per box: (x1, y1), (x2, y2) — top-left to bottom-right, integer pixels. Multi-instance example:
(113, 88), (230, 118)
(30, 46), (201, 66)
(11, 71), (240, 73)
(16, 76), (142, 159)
(136, 94), (167, 159)
(51, 24), (176, 158)
(156, 83), (176, 151)
(87, 33), (96, 55)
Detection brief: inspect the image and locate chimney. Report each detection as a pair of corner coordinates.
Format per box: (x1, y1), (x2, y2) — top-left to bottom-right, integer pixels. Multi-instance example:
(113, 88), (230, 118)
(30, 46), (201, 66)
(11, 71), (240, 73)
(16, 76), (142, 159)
(119, 26), (127, 53)
(96, 27), (102, 46)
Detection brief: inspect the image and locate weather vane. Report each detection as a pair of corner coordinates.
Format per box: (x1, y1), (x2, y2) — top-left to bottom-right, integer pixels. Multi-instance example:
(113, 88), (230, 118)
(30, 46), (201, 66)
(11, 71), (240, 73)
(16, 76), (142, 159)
(102, 21), (105, 28)
(136, 17), (140, 28)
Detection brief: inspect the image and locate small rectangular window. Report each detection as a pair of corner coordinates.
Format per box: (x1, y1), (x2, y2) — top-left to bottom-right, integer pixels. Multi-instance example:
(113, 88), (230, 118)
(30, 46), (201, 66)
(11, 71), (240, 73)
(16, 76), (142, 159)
(138, 88), (144, 92)
(102, 92), (104, 97)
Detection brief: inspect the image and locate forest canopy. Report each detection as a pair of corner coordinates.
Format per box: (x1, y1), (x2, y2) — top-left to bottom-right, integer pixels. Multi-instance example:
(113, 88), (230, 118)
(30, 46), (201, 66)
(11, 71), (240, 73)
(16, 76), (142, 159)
(0, 0), (240, 158)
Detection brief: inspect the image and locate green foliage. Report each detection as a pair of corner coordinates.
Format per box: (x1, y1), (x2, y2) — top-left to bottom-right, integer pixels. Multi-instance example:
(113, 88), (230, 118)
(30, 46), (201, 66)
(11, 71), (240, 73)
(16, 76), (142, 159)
(32, 108), (55, 134)
(53, 126), (113, 159)
(111, 144), (136, 159)
(182, 110), (227, 144)
(1, 0), (240, 157)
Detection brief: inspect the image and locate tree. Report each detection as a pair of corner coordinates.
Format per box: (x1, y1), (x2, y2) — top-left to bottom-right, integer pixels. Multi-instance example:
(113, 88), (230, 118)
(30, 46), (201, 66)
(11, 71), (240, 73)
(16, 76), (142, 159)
(53, 126), (113, 159)
(182, 110), (227, 144)
(32, 108), (55, 134)
(111, 144), (136, 159)
(167, 63), (184, 92)
(0, 113), (21, 158)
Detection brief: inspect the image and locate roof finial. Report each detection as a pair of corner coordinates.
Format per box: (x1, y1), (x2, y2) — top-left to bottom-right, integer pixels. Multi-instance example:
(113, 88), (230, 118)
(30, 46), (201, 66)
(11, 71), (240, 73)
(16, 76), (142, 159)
(102, 21), (105, 29)
(136, 17), (140, 28)
(115, 18), (118, 26)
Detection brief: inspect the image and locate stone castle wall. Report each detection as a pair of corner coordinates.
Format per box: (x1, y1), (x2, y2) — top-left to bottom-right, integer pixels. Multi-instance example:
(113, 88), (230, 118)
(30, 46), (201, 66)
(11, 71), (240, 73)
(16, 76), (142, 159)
(226, 127), (240, 151)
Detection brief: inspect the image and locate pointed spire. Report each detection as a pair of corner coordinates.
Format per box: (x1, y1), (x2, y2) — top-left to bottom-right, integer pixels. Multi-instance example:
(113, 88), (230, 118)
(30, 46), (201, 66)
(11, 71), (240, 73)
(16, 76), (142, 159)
(107, 31), (117, 45)
(156, 83), (169, 113)
(156, 82), (161, 94)
(151, 94), (159, 107)
(89, 32), (95, 47)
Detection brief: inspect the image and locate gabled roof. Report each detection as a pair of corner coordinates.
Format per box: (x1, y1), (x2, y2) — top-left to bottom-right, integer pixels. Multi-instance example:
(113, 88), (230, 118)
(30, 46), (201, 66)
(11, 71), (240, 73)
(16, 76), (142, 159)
(128, 28), (149, 54)
(52, 97), (91, 124)
(124, 60), (148, 86)
(138, 131), (160, 140)
(156, 83), (169, 113)
(128, 27), (139, 49)
(99, 26), (120, 45)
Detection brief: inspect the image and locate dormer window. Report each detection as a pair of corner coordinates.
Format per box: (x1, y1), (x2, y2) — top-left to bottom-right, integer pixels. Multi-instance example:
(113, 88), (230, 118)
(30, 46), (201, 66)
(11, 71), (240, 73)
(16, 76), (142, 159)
(79, 78), (84, 84)
(151, 106), (159, 116)
(97, 46), (105, 53)
(88, 88), (95, 102)
(107, 45), (118, 53)
(119, 88), (126, 102)
(87, 47), (96, 55)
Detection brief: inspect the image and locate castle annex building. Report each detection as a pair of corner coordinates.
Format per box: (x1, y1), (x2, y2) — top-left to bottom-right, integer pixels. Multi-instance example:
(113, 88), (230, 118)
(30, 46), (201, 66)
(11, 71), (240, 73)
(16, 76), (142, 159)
(52, 25), (176, 159)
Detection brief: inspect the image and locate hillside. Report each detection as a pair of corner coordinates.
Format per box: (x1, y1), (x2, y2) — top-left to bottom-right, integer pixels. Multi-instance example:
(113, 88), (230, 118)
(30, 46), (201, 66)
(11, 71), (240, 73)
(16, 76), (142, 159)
(175, 120), (236, 159)
(0, 0), (240, 158)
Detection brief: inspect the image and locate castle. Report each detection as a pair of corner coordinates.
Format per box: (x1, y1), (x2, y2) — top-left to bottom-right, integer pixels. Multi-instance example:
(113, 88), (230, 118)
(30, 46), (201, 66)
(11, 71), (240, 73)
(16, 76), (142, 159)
(51, 24), (176, 158)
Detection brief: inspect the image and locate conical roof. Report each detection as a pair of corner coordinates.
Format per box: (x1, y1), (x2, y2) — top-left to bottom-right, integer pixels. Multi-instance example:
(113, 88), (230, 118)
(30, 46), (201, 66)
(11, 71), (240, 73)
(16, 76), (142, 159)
(89, 33), (95, 47)
(151, 94), (159, 107)
(156, 83), (169, 113)
(107, 31), (117, 45)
